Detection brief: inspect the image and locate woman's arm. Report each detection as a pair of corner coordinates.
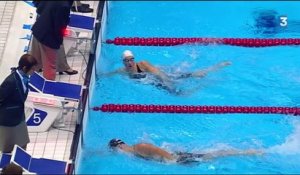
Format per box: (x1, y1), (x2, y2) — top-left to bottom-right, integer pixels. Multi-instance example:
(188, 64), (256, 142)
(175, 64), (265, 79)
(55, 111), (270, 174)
(0, 78), (13, 105)
(140, 61), (174, 85)
(98, 68), (125, 77)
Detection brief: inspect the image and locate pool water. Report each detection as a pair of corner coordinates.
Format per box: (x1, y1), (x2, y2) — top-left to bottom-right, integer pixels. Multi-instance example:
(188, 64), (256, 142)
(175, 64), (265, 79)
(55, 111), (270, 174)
(76, 1), (300, 174)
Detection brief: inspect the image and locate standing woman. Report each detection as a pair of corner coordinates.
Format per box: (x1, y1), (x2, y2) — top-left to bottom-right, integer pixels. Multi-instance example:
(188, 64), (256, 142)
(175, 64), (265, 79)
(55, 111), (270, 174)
(31, 0), (78, 76)
(30, 0), (74, 80)
(0, 54), (37, 153)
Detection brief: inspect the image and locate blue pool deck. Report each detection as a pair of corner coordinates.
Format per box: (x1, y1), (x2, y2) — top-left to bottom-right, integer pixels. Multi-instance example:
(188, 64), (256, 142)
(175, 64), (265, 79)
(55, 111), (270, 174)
(0, 1), (98, 162)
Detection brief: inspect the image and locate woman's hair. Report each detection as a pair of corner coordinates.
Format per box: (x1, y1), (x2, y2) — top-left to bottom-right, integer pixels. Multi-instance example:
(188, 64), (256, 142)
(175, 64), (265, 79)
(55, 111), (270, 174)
(1, 163), (23, 175)
(17, 54), (38, 73)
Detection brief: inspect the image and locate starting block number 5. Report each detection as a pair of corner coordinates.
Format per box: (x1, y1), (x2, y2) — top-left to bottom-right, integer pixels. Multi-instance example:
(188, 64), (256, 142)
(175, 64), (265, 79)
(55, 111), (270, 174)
(32, 113), (41, 124)
(27, 108), (47, 126)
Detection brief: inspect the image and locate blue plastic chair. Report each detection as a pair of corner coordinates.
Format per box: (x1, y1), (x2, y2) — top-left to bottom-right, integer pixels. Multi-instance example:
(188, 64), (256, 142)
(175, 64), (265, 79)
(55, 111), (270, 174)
(69, 14), (95, 31)
(0, 153), (12, 169)
(11, 145), (68, 174)
(29, 72), (83, 102)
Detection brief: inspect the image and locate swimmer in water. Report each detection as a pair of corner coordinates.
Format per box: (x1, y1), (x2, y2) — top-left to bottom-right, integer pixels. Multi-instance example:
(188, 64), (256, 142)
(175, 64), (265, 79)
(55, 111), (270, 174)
(105, 50), (231, 95)
(108, 138), (263, 164)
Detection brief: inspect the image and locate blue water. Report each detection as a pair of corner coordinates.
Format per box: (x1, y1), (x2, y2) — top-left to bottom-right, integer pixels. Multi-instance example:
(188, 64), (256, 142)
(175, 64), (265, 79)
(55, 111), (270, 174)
(76, 1), (300, 174)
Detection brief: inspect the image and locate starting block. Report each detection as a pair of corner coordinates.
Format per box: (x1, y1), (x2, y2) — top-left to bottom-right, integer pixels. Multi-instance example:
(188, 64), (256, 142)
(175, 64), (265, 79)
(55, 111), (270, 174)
(25, 72), (84, 133)
(64, 14), (95, 56)
(25, 91), (64, 132)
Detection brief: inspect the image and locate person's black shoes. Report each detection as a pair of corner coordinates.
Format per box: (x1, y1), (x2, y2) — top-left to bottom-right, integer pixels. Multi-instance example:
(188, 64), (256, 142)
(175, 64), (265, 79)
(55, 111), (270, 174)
(39, 68), (78, 75)
(59, 70), (78, 75)
(71, 5), (93, 13)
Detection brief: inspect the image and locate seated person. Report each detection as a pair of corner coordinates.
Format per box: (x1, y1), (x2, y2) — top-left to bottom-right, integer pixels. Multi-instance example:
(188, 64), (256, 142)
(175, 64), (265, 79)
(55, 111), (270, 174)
(109, 139), (263, 164)
(105, 50), (231, 95)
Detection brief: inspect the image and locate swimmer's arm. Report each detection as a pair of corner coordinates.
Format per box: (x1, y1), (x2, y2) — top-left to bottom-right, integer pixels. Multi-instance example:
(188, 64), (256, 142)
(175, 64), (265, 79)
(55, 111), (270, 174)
(140, 61), (177, 93)
(191, 61), (232, 77)
(98, 68), (125, 77)
(133, 143), (175, 161)
(140, 61), (172, 83)
(203, 61), (232, 72)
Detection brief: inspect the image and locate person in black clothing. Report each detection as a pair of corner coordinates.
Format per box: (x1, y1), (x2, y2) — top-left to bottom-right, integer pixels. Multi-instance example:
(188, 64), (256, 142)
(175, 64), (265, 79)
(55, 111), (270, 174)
(30, 1), (74, 80)
(31, 0), (78, 76)
(0, 54), (37, 153)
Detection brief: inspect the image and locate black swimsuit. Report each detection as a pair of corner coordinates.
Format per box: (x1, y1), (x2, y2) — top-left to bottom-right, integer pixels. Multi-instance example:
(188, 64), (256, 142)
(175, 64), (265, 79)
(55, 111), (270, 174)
(135, 151), (205, 164)
(136, 64), (143, 73)
(129, 64), (184, 95)
(174, 152), (205, 164)
(130, 64), (147, 79)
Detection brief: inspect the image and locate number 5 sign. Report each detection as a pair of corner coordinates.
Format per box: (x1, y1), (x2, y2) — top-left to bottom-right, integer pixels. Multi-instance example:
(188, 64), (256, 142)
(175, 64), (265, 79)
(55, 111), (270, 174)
(27, 108), (47, 126)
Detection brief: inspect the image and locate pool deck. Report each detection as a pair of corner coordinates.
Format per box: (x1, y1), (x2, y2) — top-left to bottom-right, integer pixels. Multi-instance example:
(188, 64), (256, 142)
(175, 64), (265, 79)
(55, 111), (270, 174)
(0, 1), (98, 162)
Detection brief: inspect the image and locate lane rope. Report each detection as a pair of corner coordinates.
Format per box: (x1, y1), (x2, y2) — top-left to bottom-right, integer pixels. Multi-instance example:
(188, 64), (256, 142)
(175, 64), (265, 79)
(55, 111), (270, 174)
(92, 104), (300, 116)
(106, 37), (300, 47)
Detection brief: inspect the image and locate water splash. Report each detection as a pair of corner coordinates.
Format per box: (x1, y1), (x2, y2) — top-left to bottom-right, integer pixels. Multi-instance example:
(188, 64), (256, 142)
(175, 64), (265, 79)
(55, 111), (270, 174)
(162, 50), (172, 58)
(192, 143), (234, 154)
(172, 61), (192, 74)
(187, 48), (201, 60)
(268, 120), (300, 155)
(161, 141), (186, 153)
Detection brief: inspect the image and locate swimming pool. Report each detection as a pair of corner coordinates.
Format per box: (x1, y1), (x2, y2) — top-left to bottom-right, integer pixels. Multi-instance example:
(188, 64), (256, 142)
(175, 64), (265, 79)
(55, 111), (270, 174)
(76, 1), (300, 174)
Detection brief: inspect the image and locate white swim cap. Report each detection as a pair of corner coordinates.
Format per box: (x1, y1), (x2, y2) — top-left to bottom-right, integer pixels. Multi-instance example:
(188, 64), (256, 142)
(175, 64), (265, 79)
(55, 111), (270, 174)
(122, 50), (134, 59)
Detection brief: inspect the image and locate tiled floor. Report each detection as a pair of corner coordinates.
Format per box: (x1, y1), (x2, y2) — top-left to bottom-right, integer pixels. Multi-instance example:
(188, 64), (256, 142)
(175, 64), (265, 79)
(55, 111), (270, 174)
(0, 1), (16, 64)
(0, 1), (99, 162)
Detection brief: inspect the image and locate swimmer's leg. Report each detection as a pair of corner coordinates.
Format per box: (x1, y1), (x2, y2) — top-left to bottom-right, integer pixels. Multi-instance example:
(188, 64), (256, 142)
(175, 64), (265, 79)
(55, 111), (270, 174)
(178, 61), (232, 79)
(171, 84), (204, 96)
(201, 149), (263, 160)
(154, 81), (182, 96)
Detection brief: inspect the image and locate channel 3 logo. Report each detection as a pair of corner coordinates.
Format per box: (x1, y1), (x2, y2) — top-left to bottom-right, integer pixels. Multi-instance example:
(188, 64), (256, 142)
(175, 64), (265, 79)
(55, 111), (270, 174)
(279, 16), (288, 27)
(27, 108), (47, 126)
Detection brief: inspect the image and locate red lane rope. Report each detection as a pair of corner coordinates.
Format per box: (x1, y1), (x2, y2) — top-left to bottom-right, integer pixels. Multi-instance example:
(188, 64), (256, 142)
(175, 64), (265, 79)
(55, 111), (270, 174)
(105, 37), (300, 47)
(93, 104), (300, 116)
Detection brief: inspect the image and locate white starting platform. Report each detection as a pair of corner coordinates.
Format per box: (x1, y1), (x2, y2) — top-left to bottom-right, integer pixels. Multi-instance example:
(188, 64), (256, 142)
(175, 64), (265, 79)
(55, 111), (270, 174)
(25, 92), (64, 133)
(64, 13), (95, 56)
(25, 72), (84, 133)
